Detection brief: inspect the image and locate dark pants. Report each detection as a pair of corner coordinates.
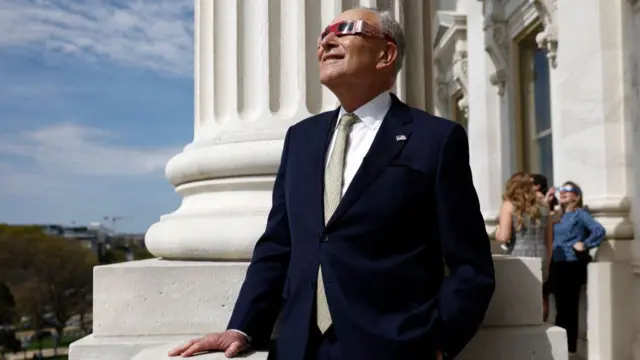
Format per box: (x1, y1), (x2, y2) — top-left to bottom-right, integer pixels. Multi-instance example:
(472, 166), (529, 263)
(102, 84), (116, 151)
(551, 261), (586, 353)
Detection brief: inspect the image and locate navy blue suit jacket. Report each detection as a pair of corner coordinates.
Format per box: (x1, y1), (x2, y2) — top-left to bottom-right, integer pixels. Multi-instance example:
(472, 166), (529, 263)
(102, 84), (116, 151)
(228, 95), (495, 360)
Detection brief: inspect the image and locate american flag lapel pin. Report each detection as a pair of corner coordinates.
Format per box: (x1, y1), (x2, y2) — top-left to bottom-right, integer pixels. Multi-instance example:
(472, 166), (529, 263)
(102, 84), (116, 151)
(396, 134), (407, 141)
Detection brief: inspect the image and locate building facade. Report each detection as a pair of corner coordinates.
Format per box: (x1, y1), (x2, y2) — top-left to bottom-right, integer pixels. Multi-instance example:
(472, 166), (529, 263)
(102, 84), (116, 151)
(70, 0), (640, 359)
(433, 0), (640, 359)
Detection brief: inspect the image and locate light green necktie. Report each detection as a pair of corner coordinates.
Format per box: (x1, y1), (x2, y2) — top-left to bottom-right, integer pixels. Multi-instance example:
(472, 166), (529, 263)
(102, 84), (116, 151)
(317, 113), (358, 333)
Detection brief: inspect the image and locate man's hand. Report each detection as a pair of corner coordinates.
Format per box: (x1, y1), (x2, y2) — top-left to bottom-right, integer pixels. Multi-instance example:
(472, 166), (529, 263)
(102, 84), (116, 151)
(168, 331), (248, 358)
(573, 241), (585, 252)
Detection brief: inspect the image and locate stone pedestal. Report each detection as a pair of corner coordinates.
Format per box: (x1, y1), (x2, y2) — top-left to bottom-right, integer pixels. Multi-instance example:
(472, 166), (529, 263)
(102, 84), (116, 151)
(70, 257), (568, 360)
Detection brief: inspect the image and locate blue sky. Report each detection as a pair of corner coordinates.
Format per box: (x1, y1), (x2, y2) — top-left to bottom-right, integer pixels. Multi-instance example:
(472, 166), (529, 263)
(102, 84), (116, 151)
(0, 0), (195, 233)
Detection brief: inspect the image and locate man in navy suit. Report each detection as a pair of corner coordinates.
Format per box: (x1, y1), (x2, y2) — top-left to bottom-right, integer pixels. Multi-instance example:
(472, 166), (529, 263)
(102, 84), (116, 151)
(170, 7), (494, 360)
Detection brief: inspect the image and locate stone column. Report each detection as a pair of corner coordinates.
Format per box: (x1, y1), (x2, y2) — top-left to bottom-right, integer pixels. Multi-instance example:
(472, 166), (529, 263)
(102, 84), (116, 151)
(466, 0), (505, 247)
(145, 0), (433, 261)
(483, 1), (517, 180)
(552, 0), (636, 359)
(624, 1), (640, 359)
(626, 0), (640, 268)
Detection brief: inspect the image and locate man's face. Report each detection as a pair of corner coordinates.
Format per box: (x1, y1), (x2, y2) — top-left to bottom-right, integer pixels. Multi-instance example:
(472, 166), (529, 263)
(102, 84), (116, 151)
(317, 9), (390, 87)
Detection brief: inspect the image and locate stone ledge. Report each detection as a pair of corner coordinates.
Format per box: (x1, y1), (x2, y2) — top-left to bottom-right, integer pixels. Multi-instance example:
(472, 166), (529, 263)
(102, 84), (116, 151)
(457, 325), (567, 360)
(70, 325), (567, 360)
(92, 256), (545, 337)
(133, 344), (268, 360)
(69, 334), (182, 360)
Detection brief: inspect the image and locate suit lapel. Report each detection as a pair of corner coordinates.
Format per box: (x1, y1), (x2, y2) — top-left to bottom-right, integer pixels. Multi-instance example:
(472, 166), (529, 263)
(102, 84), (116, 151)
(326, 95), (413, 227)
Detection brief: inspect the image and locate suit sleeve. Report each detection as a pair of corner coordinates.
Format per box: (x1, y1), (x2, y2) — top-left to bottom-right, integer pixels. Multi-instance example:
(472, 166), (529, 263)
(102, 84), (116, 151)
(434, 124), (495, 358)
(227, 128), (293, 347)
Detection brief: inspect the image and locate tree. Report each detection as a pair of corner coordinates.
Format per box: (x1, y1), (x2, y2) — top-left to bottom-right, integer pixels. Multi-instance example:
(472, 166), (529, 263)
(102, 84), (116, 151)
(0, 283), (15, 325)
(1, 225), (97, 354)
(0, 225), (45, 283)
(12, 280), (45, 352)
(26, 235), (96, 340)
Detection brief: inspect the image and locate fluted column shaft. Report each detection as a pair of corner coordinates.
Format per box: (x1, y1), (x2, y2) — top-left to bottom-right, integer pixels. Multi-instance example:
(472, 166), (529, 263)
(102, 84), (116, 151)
(145, 0), (433, 260)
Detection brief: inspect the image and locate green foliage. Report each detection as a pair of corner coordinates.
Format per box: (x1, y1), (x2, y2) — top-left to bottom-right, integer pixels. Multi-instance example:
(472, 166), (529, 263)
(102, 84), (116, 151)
(0, 224), (97, 337)
(0, 223), (152, 347)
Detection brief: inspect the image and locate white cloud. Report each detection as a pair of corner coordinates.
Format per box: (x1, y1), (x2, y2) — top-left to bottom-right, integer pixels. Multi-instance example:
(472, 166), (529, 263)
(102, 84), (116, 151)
(0, 122), (180, 178)
(0, 0), (194, 76)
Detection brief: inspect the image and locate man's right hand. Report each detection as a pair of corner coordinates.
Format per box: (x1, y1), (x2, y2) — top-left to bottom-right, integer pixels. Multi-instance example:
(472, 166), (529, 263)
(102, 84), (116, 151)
(168, 330), (248, 358)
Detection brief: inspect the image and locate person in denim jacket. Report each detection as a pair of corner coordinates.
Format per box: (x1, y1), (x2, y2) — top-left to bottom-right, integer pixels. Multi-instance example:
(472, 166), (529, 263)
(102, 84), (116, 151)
(550, 181), (605, 355)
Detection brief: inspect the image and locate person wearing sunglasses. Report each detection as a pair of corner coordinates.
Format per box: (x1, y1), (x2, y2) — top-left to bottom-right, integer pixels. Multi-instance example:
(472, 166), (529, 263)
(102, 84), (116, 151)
(170, 6), (494, 360)
(550, 181), (605, 356)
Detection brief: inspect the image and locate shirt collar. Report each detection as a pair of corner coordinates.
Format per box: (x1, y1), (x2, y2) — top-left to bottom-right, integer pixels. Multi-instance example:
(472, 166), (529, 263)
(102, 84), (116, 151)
(337, 91), (392, 130)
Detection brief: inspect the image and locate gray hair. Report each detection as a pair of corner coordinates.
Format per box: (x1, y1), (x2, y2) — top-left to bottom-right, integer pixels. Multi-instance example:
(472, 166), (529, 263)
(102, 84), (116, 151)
(360, 7), (406, 74)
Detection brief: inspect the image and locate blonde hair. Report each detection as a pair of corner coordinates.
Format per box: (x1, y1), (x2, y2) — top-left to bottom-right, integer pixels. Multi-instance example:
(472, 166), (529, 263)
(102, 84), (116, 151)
(503, 172), (542, 231)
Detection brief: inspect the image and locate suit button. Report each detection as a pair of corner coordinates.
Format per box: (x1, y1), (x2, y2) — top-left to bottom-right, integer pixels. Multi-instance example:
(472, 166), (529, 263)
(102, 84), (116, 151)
(322, 236), (329, 242)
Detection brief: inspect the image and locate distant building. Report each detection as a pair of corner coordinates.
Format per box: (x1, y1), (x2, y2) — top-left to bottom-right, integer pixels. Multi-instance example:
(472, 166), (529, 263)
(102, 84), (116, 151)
(38, 223), (147, 264)
(40, 223), (112, 254)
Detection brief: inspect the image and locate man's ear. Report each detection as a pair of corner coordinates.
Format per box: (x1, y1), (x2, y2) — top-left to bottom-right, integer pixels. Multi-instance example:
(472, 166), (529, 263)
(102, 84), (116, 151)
(376, 43), (398, 71)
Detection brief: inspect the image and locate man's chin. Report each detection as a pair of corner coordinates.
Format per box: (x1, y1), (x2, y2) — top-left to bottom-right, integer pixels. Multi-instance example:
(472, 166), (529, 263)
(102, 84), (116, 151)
(319, 71), (346, 88)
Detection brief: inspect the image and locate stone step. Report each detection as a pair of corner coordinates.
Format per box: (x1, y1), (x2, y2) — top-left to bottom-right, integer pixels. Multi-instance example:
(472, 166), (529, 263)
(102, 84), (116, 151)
(70, 324), (567, 360)
(92, 256), (545, 337)
(69, 334), (182, 360)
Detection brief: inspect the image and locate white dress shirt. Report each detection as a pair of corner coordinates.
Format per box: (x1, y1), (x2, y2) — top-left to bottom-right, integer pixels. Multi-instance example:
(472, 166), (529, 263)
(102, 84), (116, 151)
(327, 91), (392, 195)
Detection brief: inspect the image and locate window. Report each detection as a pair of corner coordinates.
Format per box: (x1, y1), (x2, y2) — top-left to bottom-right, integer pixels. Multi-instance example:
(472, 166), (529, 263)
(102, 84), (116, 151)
(517, 25), (553, 182)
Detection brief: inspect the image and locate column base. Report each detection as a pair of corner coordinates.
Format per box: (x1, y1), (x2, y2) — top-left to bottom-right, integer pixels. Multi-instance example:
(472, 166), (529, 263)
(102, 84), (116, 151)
(145, 176), (274, 260)
(145, 138), (285, 260)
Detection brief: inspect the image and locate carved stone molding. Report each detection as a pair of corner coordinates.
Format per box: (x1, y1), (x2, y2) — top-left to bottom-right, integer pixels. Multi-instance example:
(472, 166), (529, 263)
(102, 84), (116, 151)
(532, 0), (558, 67)
(484, 14), (509, 96)
(452, 40), (469, 118)
(433, 11), (468, 117)
(489, 69), (507, 96)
